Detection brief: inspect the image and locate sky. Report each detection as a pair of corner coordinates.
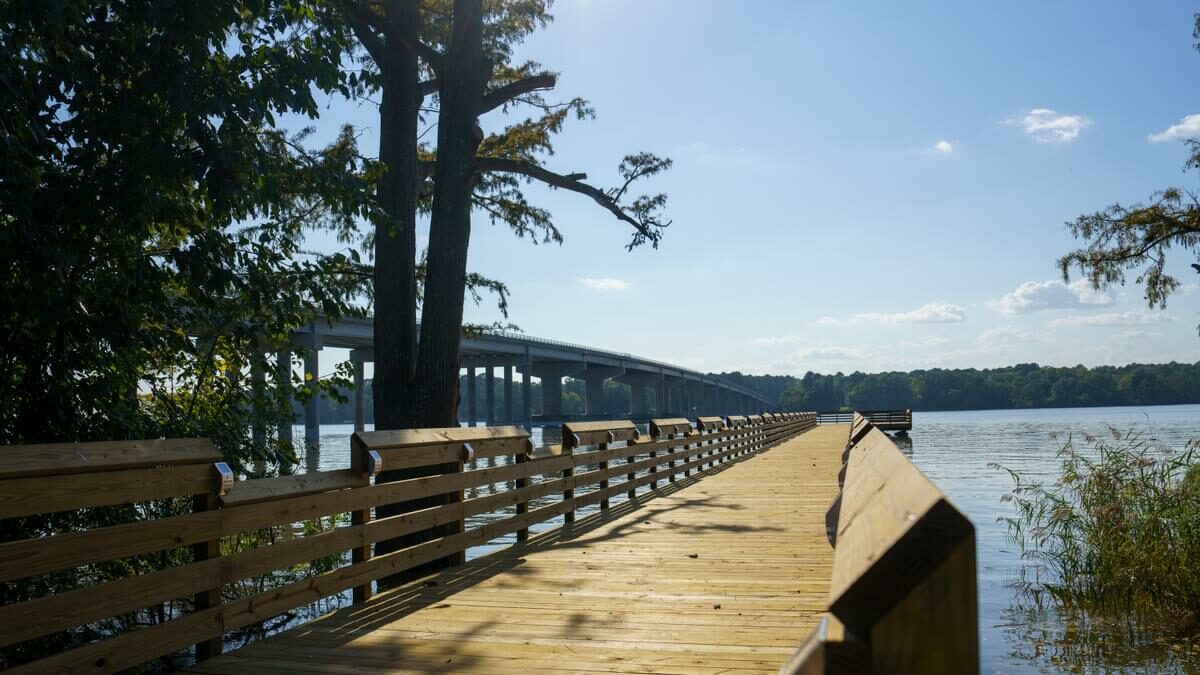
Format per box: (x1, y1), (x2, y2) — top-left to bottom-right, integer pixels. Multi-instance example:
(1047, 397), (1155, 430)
(303, 0), (1200, 377)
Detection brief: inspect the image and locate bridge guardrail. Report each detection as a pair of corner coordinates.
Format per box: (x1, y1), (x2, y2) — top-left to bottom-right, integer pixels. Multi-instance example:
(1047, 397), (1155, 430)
(0, 412), (817, 674)
(781, 413), (978, 675)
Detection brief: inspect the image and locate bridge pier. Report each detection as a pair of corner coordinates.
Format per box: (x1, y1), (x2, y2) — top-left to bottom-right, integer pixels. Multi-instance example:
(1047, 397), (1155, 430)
(521, 351), (533, 428)
(350, 348), (372, 433)
(485, 367), (495, 425)
(504, 365), (514, 424)
(527, 362), (585, 420)
(303, 347), (320, 472)
(464, 366), (478, 426)
(276, 351), (294, 448)
(616, 372), (657, 418)
(579, 365), (623, 418)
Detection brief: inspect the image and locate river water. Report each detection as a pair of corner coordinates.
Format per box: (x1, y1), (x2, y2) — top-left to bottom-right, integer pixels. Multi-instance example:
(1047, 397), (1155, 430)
(297, 404), (1200, 674)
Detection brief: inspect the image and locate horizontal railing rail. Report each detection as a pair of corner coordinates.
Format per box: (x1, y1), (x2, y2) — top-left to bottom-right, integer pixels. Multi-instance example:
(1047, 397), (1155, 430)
(781, 413), (977, 675)
(0, 413), (817, 674)
(815, 409), (912, 429)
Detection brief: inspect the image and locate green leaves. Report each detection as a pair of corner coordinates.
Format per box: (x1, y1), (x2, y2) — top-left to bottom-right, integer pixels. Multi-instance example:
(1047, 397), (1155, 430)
(0, 1), (373, 470)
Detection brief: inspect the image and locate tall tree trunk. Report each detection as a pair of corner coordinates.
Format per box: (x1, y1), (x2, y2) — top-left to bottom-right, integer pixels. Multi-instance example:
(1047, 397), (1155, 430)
(366, 0), (440, 583)
(372, 0), (421, 431)
(413, 0), (486, 427)
(374, 0), (487, 583)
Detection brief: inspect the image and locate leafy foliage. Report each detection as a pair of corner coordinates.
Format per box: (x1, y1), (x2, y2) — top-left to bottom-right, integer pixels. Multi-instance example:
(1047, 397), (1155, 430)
(1058, 15), (1200, 334)
(0, 1), (375, 470)
(996, 431), (1200, 635)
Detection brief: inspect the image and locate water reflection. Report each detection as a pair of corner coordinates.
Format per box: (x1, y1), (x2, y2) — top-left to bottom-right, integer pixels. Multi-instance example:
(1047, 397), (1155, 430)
(908, 405), (1200, 674)
(1002, 605), (1200, 674)
(890, 433), (912, 455)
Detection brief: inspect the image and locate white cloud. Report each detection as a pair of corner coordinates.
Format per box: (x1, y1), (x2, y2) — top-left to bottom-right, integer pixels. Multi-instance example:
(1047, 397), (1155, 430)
(578, 277), (630, 291)
(818, 301), (967, 326)
(1005, 108), (1091, 143)
(933, 140), (955, 154)
(1148, 114), (1200, 143)
(1049, 312), (1175, 327)
(976, 328), (1044, 345)
(679, 141), (770, 171)
(989, 279), (1112, 315)
(1116, 330), (1164, 340)
(747, 335), (801, 346)
(895, 336), (953, 349)
(794, 346), (872, 361)
(856, 301), (967, 325)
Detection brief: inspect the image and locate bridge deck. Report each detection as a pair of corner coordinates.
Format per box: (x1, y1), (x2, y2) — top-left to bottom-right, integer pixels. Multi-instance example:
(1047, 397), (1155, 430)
(188, 425), (847, 675)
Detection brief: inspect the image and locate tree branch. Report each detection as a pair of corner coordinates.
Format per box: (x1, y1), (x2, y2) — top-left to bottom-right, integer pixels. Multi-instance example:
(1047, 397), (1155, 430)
(477, 157), (656, 240)
(479, 74), (557, 115)
(340, 2), (388, 67)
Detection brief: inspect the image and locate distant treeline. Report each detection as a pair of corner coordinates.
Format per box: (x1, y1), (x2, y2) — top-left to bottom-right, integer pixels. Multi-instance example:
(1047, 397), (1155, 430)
(310, 362), (1200, 422)
(761, 362), (1200, 412)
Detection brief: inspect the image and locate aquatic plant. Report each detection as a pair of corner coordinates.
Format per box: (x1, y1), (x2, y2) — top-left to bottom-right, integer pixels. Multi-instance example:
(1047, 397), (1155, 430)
(995, 429), (1200, 636)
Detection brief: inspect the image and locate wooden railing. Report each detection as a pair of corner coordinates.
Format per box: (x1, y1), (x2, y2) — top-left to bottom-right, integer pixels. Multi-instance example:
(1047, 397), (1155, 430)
(0, 412), (817, 674)
(815, 409), (912, 431)
(781, 413), (978, 675)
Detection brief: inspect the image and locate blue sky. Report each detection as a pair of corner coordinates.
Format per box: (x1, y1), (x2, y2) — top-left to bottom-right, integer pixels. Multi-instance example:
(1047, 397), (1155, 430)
(306, 1), (1200, 377)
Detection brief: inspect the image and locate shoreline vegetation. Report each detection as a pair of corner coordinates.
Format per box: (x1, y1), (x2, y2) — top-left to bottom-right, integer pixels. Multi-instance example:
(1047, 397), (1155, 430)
(309, 361), (1200, 424)
(994, 430), (1200, 664)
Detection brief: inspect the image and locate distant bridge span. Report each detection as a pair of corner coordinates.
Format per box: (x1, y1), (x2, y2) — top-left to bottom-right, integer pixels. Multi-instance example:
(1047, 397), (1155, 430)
(287, 316), (776, 452)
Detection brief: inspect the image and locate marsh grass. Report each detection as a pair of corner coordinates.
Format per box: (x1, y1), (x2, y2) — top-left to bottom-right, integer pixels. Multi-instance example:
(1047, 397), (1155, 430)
(993, 428), (1200, 637)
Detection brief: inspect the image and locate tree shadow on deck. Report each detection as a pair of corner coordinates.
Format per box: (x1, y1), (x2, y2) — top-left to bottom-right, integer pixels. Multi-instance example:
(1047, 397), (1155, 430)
(190, 448), (786, 672)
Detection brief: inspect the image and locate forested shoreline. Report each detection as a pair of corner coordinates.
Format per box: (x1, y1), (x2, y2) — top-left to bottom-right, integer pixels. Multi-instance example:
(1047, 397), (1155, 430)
(765, 362), (1200, 412)
(313, 361), (1200, 423)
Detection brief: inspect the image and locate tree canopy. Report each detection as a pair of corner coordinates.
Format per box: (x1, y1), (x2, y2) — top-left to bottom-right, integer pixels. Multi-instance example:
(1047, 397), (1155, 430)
(338, 0), (672, 429)
(1059, 15), (1200, 334)
(0, 0), (374, 470)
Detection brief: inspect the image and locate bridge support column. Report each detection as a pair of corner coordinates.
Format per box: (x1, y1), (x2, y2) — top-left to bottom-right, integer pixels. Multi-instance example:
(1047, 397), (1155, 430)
(465, 367), (477, 426)
(579, 365), (623, 418)
(485, 368), (495, 425)
(350, 348), (373, 433)
(521, 351), (533, 428)
(303, 347), (320, 472)
(527, 362), (586, 421)
(504, 365), (514, 423)
(276, 351), (294, 447)
(617, 372), (658, 418)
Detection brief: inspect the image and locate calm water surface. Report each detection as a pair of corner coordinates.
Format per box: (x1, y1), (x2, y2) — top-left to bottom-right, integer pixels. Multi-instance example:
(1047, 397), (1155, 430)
(297, 405), (1200, 674)
(910, 404), (1200, 674)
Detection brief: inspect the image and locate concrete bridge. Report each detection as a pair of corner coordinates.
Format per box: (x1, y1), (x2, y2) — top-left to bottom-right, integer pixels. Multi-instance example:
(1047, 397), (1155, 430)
(288, 317), (777, 452)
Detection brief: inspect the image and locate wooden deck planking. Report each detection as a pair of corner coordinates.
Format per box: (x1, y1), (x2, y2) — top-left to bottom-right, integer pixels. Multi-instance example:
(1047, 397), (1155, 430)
(188, 424), (847, 675)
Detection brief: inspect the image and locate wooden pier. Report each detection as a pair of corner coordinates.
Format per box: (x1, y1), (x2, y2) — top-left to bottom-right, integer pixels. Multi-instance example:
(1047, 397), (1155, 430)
(1, 413), (976, 674)
(815, 409), (912, 433)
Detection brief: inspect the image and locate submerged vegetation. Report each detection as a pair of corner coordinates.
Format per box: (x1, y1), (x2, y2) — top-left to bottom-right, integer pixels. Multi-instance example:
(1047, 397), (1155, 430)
(996, 430), (1200, 639)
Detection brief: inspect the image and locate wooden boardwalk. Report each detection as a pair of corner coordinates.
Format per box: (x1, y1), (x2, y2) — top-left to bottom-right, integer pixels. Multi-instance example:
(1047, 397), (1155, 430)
(187, 424), (847, 675)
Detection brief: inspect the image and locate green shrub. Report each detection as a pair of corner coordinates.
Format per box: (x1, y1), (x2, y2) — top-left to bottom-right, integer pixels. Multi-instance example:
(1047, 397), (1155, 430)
(996, 429), (1200, 635)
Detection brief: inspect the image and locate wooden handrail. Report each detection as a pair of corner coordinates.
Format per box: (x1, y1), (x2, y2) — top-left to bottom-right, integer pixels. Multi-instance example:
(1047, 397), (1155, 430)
(782, 413), (978, 675)
(0, 413), (818, 674)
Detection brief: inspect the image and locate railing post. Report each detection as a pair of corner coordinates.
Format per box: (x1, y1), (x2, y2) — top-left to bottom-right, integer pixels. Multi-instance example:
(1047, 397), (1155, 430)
(563, 438), (575, 525)
(192, 486), (223, 661)
(350, 437), (375, 603)
(598, 439), (609, 511)
(516, 449), (529, 542)
(626, 437), (637, 499)
(668, 432), (677, 482)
